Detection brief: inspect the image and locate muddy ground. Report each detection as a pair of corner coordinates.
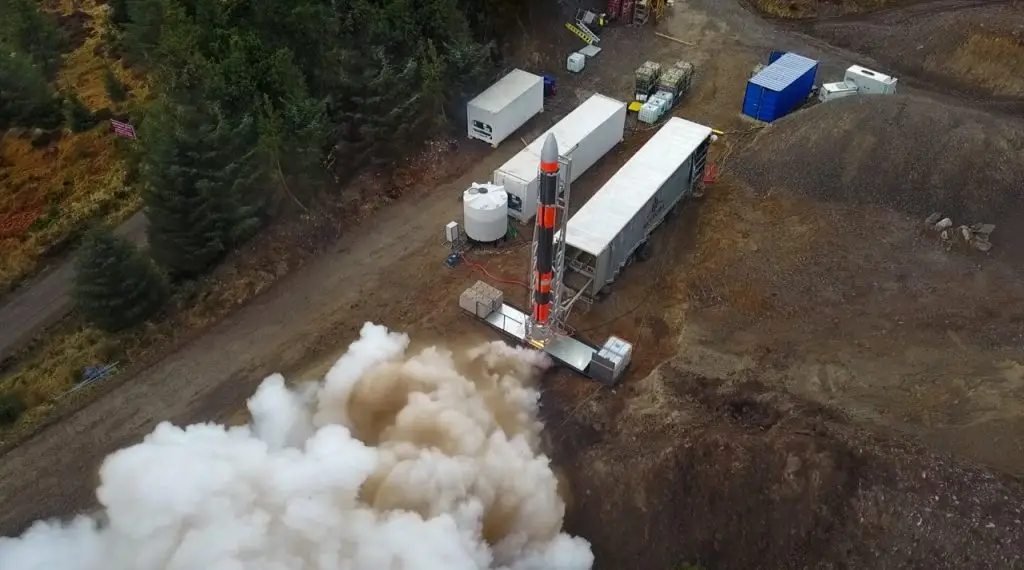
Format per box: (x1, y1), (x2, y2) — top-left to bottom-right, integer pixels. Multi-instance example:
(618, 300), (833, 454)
(3, 0), (1024, 566)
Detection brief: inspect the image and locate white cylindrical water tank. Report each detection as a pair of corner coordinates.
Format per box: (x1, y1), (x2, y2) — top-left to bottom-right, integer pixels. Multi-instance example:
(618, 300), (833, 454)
(463, 183), (509, 242)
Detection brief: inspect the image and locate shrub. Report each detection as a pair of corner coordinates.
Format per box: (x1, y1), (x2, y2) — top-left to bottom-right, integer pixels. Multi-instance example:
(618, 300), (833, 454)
(103, 66), (129, 103)
(63, 91), (97, 132)
(0, 391), (27, 426)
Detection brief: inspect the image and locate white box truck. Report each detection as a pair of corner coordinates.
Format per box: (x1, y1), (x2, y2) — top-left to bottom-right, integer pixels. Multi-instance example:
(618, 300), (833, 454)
(494, 93), (627, 222)
(467, 69), (544, 148)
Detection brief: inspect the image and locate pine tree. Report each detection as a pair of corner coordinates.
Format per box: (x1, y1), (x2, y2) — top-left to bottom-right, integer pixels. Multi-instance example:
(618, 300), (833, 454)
(140, 97), (266, 277)
(103, 66), (129, 102)
(62, 91), (96, 131)
(73, 229), (169, 332)
(0, 51), (61, 129)
(0, 0), (66, 78)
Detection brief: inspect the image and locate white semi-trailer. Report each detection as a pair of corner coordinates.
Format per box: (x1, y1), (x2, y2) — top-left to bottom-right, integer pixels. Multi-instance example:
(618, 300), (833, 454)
(558, 116), (713, 300)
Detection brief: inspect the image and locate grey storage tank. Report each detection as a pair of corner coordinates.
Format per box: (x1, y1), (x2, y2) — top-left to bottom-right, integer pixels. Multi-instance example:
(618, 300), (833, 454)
(557, 116), (712, 299)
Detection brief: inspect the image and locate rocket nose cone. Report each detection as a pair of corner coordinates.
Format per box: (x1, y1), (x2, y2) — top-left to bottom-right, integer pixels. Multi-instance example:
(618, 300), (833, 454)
(541, 133), (559, 163)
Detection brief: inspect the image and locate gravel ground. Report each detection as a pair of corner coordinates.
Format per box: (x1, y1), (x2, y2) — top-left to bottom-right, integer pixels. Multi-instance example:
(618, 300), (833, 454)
(545, 358), (1024, 570)
(732, 94), (1024, 258)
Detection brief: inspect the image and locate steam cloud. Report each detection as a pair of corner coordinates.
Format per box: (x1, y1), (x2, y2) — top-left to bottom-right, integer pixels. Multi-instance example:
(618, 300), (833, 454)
(0, 323), (592, 570)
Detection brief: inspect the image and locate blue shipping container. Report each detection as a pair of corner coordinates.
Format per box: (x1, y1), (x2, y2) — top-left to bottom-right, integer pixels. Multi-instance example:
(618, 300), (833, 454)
(742, 52), (819, 123)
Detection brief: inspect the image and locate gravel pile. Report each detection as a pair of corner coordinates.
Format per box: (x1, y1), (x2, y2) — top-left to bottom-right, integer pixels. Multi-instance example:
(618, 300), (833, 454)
(732, 95), (1024, 227)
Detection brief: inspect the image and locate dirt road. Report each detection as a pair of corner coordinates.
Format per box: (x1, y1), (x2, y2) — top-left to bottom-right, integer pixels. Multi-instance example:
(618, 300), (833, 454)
(2, 0), (1023, 547)
(0, 212), (148, 363)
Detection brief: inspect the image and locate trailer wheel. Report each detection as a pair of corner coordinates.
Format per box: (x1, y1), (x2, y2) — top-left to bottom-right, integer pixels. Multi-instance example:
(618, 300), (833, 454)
(636, 241), (653, 262)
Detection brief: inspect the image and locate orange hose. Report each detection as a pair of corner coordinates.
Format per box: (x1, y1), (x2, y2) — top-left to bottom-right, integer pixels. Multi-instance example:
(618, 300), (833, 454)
(459, 253), (529, 289)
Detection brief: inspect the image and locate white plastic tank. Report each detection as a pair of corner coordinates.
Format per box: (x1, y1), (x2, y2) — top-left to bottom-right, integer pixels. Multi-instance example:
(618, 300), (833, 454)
(463, 182), (509, 242)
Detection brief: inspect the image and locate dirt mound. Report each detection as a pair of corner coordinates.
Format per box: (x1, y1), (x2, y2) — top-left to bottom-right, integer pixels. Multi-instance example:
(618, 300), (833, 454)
(804, 3), (1024, 100)
(732, 95), (1024, 230)
(542, 361), (1024, 569)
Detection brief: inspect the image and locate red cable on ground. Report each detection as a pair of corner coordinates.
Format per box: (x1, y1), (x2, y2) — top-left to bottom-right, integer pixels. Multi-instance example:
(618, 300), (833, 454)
(459, 253), (529, 289)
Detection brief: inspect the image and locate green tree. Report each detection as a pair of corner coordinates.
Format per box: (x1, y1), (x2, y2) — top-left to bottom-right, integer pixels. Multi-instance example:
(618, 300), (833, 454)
(72, 229), (169, 332)
(62, 91), (96, 131)
(0, 0), (66, 78)
(140, 97), (265, 277)
(0, 51), (62, 129)
(103, 66), (129, 102)
(0, 391), (27, 426)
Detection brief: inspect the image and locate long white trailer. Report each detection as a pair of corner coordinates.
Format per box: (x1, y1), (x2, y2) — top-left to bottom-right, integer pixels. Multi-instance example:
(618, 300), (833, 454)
(558, 116), (712, 299)
(494, 93), (627, 222)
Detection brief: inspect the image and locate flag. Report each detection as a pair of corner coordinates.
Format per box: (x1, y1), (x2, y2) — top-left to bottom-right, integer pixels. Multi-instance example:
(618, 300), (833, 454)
(110, 119), (137, 139)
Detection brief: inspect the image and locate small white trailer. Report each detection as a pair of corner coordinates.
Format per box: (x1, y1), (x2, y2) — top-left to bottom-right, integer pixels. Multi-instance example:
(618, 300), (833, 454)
(494, 93), (627, 222)
(557, 116), (712, 300)
(467, 69), (544, 148)
(818, 81), (859, 103)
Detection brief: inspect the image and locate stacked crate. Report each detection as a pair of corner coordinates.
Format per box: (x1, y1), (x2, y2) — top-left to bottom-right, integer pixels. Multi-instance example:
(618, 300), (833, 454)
(459, 281), (504, 318)
(620, 0), (636, 24)
(607, 0), (622, 19)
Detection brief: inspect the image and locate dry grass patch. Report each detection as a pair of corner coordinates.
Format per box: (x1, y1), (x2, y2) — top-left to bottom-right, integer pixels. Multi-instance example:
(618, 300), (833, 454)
(932, 34), (1024, 98)
(750, 0), (892, 19)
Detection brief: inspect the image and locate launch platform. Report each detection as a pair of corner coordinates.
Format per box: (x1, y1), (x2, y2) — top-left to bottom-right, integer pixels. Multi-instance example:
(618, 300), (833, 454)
(459, 281), (629, 386)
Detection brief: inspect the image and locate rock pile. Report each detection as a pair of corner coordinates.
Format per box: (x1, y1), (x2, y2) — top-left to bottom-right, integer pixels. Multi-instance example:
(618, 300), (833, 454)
(924, 212), (994, 252)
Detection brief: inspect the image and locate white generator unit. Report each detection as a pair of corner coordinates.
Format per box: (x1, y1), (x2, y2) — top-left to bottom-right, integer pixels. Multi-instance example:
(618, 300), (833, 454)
(494, 93), (627, 223)
(818, 81), (859, 103)
(844, 65), (898, 94)
(467, 69), (544, 148)
(463, 183), (509, 242)
(567, 52), (586, 73)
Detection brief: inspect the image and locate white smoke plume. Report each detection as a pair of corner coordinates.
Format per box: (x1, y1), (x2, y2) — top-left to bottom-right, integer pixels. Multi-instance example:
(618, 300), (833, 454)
(0, 323), (593, 570)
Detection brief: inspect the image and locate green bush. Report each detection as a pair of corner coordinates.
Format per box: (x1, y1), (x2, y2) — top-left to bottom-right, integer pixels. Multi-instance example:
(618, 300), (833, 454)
(73, 229), (170, 332)
(62, 91), (97, 132)
(0, 391), (27, 427)
(103, 66), (129, 102)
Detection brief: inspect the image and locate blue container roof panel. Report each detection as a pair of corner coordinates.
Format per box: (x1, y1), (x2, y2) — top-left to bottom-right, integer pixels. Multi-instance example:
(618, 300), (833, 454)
(749, 53), (818, 92)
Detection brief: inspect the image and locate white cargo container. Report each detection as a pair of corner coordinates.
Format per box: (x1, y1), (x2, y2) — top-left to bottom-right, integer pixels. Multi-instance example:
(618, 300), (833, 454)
(494, 93), (627, 222)
(818, 81), (859, 103)
(557, 116), (712, 299)
(467, 69), (544, 148)
(843, 65), (898, 94)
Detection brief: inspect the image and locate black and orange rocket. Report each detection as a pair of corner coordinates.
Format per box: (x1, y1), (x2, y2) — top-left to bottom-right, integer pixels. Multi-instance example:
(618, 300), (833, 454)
(533, 133), (559, 326)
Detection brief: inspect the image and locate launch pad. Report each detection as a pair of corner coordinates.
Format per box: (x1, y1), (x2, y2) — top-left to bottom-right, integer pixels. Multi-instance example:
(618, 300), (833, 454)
(458, 133), (632, 386)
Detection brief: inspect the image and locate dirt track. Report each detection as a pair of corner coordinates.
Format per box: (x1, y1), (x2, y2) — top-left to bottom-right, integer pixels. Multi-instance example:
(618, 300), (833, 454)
(3, 0), (1024, 565)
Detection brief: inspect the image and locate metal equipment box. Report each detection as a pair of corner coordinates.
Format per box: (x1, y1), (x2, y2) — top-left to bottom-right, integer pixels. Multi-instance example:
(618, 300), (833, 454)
(557, 117), (712, 299)
(494, 93), (627, 222)
(467, 69), (545, 148)
(742, 52), (818, 122)
(589, 335), (633, 385)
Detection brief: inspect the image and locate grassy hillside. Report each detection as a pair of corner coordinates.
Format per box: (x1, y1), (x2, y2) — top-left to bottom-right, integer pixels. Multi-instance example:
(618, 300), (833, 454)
(0, 0), (143, 297)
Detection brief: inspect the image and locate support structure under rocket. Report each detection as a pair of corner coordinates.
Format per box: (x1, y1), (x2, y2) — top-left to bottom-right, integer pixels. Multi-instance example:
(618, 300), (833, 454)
(529, 133), (560, 344)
